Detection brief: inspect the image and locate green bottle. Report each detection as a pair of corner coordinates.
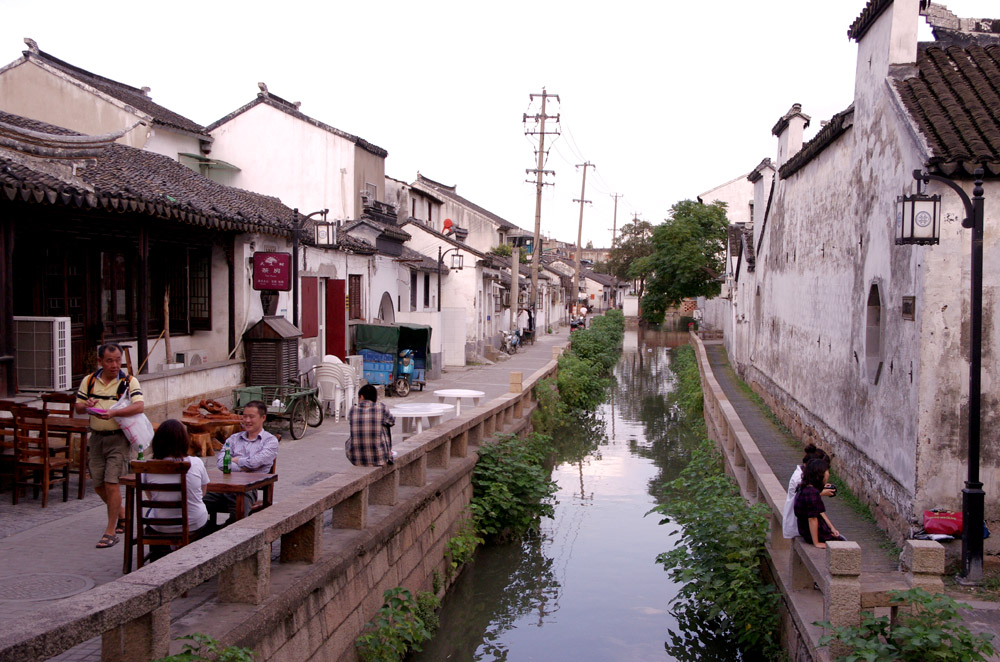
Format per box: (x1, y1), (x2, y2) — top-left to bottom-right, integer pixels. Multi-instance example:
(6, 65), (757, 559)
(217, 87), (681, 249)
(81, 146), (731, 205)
(222, 442), (231, 474)
(137, 447), (144, 461)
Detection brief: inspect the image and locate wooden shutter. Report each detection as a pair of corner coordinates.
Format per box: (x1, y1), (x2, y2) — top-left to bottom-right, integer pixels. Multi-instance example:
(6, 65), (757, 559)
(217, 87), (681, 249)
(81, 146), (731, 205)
(301, 277), (318, 338)
(348, 275), (362, 320)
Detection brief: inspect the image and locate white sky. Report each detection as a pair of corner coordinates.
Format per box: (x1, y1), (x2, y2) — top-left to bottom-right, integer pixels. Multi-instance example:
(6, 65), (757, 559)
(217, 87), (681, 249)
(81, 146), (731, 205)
(0, 0), (996, 248)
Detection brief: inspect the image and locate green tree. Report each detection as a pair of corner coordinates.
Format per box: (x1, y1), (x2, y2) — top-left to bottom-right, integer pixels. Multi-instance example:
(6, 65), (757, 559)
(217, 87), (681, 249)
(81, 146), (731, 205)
(640, 200), (728, 325)
(607, 219), (655, 300)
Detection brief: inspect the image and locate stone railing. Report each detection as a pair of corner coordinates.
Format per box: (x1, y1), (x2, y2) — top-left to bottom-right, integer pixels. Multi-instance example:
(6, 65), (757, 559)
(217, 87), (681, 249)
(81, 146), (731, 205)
(688, 331), (944, 660)
(0, 351), (563, 662)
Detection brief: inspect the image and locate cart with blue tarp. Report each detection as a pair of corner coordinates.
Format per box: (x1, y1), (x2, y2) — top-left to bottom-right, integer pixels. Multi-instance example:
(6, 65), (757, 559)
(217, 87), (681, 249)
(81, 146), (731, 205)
(354, 323), (432, 397)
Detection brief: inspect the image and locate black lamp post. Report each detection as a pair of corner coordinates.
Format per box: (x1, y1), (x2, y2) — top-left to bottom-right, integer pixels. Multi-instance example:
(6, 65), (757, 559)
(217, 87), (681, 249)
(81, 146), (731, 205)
(291, 208), (328, 328)
(436, 246), (464, 312)
(901, 167), (986, 583)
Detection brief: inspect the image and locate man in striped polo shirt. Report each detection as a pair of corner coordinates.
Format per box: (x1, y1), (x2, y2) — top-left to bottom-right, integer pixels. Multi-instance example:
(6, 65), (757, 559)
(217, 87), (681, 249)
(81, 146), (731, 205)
(75, 343), (145, 549)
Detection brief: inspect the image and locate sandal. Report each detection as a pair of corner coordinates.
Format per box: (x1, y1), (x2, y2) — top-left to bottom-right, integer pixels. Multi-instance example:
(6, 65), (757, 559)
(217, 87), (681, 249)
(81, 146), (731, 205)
(96, 534), (119, 549)
(115, 518), (126, 534)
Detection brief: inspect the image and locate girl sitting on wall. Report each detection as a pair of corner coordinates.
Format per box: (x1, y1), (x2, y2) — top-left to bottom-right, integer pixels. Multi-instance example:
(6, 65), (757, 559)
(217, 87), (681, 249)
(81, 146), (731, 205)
(782, 443), (834, 539)
(794, 457), (846, 549)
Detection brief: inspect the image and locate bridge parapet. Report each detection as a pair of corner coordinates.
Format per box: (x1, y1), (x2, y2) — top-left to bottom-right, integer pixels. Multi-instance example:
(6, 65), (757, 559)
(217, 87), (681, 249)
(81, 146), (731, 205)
(0, 355), (560, 662)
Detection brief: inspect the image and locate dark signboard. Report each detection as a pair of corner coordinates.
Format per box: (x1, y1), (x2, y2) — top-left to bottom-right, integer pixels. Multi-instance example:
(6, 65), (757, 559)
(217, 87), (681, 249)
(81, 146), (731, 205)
(252, 252), (292, 291)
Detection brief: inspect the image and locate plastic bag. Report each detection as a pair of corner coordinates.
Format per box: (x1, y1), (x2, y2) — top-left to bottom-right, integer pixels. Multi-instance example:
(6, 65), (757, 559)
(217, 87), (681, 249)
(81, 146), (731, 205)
(924, 510), (962, 536)
(110, 391), (154, 451)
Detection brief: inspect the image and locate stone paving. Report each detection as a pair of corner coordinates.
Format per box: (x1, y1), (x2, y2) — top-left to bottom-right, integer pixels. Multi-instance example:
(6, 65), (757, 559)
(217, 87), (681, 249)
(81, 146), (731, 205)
(0, 327), (568, 661)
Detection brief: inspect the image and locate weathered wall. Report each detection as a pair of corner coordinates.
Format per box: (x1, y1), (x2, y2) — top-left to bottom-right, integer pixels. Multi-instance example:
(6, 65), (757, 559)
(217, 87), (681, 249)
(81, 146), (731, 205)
(724, 0), (1000, 542)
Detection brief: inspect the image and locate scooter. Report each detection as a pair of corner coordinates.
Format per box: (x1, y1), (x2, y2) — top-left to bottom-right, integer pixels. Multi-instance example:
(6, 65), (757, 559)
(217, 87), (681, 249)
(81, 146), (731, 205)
(394, 349), (415, 397)
(500, 330), (519, 355)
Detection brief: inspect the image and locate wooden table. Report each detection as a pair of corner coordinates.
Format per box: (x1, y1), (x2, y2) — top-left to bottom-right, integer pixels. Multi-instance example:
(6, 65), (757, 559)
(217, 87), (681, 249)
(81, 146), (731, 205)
(389, 403), (455, 436)
(120, 468), (277, 574)
(433, 389), (485, 416)
(10, 415), (90, 500)
(181, 414), (243, 435)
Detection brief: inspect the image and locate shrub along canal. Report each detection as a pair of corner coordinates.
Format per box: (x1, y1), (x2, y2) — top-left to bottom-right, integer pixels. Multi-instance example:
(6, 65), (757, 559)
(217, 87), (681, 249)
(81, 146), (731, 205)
(410, 329), (737, 661)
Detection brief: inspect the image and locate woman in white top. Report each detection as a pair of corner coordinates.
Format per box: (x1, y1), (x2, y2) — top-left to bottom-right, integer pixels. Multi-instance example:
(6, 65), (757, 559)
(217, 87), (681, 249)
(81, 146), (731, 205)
(782, 443), (834, 538)
(144, 419), (210, 559)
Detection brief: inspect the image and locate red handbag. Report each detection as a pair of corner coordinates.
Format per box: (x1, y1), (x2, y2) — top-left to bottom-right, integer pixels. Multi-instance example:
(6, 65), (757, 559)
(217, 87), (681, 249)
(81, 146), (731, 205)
(924, 510), (962, 535)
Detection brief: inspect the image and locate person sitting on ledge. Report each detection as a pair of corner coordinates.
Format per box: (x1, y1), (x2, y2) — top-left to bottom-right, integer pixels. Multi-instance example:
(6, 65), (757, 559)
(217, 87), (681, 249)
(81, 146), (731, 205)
(794, 457), (846, 549)
(345, 384), (395, 467)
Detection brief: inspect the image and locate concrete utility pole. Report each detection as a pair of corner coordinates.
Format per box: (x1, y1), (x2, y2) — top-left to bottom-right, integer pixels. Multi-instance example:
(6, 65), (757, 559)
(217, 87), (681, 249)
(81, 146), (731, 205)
(610, 192), (623, 248)
(511, 247), (520, 333)
(572, 162), (594, 315)
(524, 89), (559, 316)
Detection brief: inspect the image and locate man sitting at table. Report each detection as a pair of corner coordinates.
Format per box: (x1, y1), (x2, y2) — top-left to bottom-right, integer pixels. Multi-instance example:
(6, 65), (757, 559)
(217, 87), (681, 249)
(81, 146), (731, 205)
(345, 384), (395, 466)
(204, 400), (277, 526)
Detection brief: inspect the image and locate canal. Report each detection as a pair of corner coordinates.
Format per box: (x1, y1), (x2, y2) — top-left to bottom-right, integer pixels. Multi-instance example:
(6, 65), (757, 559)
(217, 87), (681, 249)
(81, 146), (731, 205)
(413, 329), (722, 661)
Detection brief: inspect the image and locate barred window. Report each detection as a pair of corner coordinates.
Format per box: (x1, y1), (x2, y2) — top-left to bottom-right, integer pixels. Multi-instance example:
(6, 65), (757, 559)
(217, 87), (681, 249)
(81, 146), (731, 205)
(349, 274), (363, 320)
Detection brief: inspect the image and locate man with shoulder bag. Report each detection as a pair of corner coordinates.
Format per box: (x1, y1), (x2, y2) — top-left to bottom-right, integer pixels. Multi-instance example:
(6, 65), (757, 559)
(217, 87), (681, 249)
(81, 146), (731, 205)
(75, 343), (145, 549)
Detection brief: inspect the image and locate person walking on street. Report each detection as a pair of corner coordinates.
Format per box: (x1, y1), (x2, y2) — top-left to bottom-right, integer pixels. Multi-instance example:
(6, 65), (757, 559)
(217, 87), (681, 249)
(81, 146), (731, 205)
(345, 384), (395, 467)
(75, 343), (144, 549)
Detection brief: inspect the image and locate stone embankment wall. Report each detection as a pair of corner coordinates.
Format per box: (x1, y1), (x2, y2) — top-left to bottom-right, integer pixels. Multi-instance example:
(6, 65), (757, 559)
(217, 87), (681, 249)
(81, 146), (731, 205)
(0, 355), (560, 662)
(689, 332), (944, 662)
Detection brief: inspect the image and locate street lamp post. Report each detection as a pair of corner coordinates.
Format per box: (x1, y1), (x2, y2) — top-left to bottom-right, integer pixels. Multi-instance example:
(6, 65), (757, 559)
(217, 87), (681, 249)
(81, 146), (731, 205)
(905, 167), (986, 583)
(291, 208), (328, 328)
(437, 246), (464, 312)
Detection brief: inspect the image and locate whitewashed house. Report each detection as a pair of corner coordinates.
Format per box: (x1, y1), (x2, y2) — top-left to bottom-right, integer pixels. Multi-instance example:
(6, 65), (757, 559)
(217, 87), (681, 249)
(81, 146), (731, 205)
(718, 0), (1000, 545)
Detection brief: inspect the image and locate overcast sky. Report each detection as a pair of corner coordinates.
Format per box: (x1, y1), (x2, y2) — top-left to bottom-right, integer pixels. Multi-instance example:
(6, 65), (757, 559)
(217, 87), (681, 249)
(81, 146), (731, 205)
(1, 0), (995, 248)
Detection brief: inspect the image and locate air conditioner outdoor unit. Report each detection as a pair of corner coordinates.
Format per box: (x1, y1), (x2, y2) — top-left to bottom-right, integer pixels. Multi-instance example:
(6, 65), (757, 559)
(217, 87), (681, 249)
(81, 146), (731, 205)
(175, 349), (209, 367)
(14, 316), (72, 391)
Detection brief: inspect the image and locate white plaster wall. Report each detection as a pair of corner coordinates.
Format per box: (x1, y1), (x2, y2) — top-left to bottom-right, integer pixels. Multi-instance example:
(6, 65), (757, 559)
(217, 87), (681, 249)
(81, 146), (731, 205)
(0, 60), (148, 149)
(699, 174), (754, 226)
(143, 127), (203, 161)
(208, 103), (357, 219)
(370, 255), (401, 322)
(436, 197), (505, 254)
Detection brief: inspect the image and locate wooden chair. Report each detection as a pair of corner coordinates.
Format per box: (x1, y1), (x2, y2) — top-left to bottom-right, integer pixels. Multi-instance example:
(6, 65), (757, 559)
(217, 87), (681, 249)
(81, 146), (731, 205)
(251, 457), (277, 515)
(11, 406), (70, 507)
(133, 459), (191, 569)
(41, 392), (78, 468)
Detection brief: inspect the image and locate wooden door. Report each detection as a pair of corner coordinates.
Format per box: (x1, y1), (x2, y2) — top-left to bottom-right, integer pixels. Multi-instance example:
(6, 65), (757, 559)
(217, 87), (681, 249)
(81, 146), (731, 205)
(325, 279), (346, 360)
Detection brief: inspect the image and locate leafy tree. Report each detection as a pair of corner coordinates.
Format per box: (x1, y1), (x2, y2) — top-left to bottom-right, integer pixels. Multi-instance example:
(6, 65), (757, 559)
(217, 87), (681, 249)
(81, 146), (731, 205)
(640, 200), (728, 325)
(585, 240), (594, 249)
(607, 219), (655, 300)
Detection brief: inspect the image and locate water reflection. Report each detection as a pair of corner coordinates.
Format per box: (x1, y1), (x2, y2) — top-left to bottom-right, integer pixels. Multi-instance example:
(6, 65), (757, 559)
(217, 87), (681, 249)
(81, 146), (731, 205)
(414, 329), (720, 661)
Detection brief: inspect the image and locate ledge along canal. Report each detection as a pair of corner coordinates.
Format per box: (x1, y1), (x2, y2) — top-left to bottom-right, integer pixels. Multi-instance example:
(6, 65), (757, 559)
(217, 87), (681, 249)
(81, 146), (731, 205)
(412, 329), (737, 661)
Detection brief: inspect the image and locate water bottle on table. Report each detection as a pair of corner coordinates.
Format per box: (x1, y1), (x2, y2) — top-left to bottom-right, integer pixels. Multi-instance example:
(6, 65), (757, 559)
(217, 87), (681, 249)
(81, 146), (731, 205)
(222, 441), (232, 474)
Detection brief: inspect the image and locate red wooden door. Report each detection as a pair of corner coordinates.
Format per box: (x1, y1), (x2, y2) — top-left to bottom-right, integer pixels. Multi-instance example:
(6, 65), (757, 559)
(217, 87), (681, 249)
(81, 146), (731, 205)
(325, 279), (346, 360)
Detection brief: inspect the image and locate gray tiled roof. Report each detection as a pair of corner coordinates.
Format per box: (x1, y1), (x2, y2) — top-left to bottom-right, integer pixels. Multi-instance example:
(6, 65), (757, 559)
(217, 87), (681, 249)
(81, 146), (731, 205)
(413, 174), (517, 230)
(894, 40), (1000, 177)
(0, 110), (295, 235)
(23, 48), (207, 136)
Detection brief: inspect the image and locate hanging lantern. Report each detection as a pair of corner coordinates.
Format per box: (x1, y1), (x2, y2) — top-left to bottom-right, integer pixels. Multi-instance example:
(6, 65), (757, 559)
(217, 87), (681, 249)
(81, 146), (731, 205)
(896, 192), (940, 245)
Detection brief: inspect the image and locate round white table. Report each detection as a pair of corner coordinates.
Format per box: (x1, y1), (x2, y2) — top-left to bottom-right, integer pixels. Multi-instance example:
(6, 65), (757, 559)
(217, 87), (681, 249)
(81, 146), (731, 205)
(433, 389), (485, 416)
(389, 403), (455, 435)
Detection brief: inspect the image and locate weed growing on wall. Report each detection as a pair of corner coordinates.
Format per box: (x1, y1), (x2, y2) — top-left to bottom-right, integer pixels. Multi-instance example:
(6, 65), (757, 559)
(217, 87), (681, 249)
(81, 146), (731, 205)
(470, 432), (558, 542)
(445, 513), (484, 577)
(356, 588), (440, 662)
(652, 343), (783, 660)
(817, 588), (995, 661)
(152, 634), (255, 662)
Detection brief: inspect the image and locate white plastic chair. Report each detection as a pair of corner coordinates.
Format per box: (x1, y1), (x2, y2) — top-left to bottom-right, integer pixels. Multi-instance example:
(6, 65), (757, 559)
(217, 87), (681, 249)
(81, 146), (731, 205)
(315, 364), (348, 421)
(332, 363), (357, 412)
(322, 354), (343, 364)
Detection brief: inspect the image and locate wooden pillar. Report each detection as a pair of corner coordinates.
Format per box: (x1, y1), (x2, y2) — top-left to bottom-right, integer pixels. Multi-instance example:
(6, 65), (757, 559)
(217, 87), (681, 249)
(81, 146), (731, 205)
(0, 213), (13, 396)
(136, 226), (149, 373)
(227, 236), (237, 357)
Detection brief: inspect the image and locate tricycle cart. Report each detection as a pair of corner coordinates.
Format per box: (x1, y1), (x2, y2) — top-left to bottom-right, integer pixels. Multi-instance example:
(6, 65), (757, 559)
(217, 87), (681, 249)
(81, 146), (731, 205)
(232, 384), (323, 440)
(354, 323), (432, 397)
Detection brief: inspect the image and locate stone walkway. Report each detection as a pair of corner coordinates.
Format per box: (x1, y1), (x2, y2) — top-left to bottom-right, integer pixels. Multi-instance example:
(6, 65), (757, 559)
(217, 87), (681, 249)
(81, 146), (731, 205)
(704, 341), (1000, 657)
(0, 327), (568, 661)
(704, 342), (898, 573)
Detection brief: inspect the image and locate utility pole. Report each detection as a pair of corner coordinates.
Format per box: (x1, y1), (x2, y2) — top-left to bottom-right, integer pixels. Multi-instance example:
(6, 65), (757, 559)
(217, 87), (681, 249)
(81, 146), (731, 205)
(610, 193), (623, 248)
(524, 89), (559, 317)
(572, 162), (594, 315)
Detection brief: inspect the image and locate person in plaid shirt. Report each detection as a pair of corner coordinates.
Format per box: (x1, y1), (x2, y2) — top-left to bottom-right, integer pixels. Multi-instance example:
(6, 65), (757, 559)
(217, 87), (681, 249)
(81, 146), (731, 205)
(345, 384), (395, 466)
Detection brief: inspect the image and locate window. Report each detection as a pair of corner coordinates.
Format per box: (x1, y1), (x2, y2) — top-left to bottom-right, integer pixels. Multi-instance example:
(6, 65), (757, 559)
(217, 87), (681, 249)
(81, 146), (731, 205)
(866, 283), (883, 383)
(411, 198), (416, 219)
(423, 273), (430, 308)
(410, 271), (418, 310)
(349, 274), (363, 320)
(365, 182), (377, 202)
(102, 251), (133, 338)
(148, 246), (212, 334)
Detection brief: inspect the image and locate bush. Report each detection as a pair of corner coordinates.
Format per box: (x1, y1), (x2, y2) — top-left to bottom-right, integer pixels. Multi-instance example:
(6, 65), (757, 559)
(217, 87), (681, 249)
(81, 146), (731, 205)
(555, 352), (610, 411)
(668, 345), (704, 419)
(470, 433), (557, 541)
(445, 514), (484, 575)
(818, 588), (995, 661)
(152, 634), (255, 662)
(356, 588), (440, 662)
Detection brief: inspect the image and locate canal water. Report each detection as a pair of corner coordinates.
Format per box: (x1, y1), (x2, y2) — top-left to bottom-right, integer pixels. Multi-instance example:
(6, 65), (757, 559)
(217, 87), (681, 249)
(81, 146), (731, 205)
(413, 329), (721, 661)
